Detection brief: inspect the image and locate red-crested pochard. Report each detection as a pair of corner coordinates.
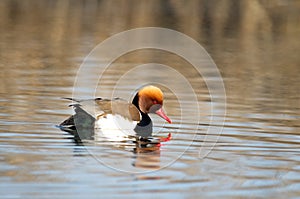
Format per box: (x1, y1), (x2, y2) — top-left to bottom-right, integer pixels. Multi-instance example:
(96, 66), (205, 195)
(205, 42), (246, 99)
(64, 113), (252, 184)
(60, 85), (172, 139)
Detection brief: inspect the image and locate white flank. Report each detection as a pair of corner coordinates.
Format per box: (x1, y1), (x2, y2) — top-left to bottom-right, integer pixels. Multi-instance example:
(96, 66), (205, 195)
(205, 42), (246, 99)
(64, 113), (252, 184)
(94, 114), (137, 141)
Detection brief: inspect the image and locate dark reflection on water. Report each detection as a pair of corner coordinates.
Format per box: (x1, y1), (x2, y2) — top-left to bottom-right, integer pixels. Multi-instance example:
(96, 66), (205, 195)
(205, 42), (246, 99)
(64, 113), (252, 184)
(0, 0), (300, 198)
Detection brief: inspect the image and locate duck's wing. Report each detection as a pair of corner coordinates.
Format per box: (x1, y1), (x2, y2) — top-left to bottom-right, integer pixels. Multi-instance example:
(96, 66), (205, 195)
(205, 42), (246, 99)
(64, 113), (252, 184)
(59, 102), (95, 133)
(64, 98), (141, 122)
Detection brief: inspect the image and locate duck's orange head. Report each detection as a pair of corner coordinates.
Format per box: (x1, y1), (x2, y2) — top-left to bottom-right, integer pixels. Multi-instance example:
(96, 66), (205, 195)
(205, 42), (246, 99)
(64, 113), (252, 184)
(137, 85), (171, 123)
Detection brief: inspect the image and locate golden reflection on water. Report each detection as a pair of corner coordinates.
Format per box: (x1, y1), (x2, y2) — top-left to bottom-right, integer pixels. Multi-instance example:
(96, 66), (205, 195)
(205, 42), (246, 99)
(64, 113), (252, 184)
(0, 0), (299, 104)
(0, 0), (299, 198)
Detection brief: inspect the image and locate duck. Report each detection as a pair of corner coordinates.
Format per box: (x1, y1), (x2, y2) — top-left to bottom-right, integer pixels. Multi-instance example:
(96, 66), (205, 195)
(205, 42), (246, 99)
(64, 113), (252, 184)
(59, 85), (172, 140)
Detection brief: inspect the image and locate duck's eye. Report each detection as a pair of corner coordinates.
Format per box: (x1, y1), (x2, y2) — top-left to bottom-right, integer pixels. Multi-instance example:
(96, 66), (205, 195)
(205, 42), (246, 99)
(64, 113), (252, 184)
(149, 104), (161, 113)
(153, 100), (157, 104)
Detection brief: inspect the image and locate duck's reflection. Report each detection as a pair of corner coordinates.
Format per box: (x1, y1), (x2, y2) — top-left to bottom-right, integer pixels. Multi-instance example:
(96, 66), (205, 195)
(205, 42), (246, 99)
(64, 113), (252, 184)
(132, 140), (161, 169)
(60, 127), (170, 170)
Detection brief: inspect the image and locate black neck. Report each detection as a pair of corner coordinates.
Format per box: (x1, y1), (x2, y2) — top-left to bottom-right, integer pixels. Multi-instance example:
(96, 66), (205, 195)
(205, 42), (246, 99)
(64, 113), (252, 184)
(132, 93), (151, 127)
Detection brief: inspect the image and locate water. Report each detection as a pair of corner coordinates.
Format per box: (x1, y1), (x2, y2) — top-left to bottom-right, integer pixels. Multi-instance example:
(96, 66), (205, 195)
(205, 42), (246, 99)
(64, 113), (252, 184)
(1, 0), (300, 198)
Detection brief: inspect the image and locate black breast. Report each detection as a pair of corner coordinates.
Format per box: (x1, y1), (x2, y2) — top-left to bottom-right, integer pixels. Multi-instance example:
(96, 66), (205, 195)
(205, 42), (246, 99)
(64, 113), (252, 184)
(132, 93), (153, 137)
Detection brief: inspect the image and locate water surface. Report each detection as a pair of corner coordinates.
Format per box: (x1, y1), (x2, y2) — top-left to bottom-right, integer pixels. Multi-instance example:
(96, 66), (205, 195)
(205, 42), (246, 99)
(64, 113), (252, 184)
(0, 1), (300, 198)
